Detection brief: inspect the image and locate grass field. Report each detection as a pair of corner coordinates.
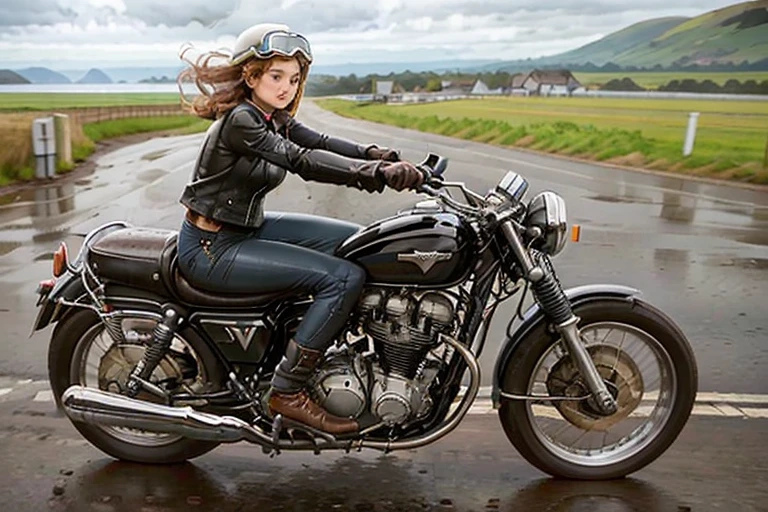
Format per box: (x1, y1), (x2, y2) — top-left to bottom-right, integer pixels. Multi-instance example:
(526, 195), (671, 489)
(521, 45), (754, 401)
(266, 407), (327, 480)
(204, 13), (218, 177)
(317, 96), (768, 184)
(0, 93), (181, 111)
(0, 113), (208, 187)
(574, 72), (768, 89)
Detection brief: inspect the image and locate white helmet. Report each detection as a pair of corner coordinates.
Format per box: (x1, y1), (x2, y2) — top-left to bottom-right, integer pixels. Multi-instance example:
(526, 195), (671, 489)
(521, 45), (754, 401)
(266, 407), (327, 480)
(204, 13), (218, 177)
(231, 23), (313, 65)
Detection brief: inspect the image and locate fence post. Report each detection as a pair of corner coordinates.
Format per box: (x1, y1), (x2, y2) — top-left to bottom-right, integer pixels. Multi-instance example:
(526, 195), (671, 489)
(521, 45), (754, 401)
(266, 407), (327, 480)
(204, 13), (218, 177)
(683, 112), (699, 157)
(32, 117), (57, 178)
(763, 133), (768, 169)
(53, 114), (73, 168)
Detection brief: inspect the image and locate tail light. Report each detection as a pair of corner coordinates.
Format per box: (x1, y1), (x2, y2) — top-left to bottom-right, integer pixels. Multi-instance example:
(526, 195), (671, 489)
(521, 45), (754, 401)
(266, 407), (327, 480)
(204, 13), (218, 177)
(52, 242), (69, 277)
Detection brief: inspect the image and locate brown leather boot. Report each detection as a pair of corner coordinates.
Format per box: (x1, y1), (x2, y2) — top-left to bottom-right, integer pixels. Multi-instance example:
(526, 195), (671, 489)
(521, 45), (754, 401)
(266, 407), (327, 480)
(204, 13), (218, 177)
(268, 340), (358, 435)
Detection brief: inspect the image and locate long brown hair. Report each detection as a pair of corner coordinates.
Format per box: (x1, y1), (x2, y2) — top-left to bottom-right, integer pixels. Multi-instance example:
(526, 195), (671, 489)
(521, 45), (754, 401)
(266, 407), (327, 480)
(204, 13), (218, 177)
(177, 46), (310, 120)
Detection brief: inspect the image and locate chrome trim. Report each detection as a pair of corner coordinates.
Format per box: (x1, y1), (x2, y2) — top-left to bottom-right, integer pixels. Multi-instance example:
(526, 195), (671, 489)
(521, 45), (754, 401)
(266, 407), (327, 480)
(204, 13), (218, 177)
(397, 250), (452, 274)
(526, 191), (568, 256)
(498, 391), (589, 403)
(199, 318), (268, 351)
(556, 315), (618, 415)
(100, 309), (164, 322)
(106, 296), (164, 309)
(496, 171), (529, 203)
(362, 333), (480, 451)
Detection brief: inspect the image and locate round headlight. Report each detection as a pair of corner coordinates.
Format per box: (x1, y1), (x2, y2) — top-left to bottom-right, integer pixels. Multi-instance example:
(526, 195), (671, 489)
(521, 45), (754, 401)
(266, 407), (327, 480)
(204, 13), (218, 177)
(525, 191), (568, 256)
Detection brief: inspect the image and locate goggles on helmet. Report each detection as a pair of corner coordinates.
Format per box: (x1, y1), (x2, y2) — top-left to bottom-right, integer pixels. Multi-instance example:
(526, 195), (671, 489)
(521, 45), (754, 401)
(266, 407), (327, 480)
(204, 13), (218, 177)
(231, 30), (313, 65)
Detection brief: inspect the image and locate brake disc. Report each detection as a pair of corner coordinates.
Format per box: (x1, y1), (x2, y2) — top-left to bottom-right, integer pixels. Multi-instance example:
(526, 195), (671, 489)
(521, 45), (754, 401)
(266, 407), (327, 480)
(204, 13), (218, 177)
(546, 344), (644, 431)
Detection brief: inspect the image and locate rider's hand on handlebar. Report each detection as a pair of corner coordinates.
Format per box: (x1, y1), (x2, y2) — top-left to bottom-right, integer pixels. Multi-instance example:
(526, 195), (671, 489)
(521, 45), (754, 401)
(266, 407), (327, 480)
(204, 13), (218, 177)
(366, 146), (401, 162)
(379, 161), (424, 191)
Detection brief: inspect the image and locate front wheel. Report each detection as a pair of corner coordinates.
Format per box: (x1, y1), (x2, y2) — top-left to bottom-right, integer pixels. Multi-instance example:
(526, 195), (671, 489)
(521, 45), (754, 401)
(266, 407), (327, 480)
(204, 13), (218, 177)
(498, 298), (697, 480)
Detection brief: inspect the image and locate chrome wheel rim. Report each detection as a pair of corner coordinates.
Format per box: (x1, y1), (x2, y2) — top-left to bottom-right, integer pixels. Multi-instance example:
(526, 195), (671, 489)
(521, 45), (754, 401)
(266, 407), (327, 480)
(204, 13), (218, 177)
(76, 319), (208, 447)
(527, 321), (677, 467)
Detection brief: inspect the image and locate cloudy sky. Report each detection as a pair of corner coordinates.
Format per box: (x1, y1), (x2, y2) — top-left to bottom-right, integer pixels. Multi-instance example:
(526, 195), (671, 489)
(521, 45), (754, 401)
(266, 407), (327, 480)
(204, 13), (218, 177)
(0, 0), (743, 70)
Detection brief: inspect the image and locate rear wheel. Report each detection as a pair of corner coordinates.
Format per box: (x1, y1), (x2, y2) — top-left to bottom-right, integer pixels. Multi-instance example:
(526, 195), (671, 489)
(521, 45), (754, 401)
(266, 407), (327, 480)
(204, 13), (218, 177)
(498, 298), (697, 479)
(49, 309), (227, 463)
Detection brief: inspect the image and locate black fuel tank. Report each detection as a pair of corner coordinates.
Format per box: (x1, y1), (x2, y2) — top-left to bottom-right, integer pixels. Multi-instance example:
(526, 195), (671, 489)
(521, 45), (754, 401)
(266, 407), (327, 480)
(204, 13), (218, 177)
(336, 208), (475, 287)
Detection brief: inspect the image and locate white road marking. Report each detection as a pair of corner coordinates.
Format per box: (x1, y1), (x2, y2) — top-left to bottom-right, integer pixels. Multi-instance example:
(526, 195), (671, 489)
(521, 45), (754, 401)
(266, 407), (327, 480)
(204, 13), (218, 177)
(470, 386), (768, 404)
(741, 408), (768, 419)
(0, 376), (766, 419)
(468, 399), (768, 419)
(33, 390), (53, 402)
(712, 404), (746, 417)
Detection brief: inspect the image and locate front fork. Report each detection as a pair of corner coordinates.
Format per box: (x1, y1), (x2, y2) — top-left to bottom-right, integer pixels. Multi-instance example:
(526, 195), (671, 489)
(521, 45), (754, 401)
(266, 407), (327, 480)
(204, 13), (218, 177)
(500, 221), (618, 415)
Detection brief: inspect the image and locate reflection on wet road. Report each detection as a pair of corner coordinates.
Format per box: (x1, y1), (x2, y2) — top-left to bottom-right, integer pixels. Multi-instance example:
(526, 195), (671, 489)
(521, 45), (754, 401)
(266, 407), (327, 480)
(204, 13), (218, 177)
(2, 413), (763, 511)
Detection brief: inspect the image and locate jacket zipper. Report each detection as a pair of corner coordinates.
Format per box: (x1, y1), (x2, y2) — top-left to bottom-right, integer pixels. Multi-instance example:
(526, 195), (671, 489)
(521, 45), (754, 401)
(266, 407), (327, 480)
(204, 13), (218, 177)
(244, 185), (268, 225)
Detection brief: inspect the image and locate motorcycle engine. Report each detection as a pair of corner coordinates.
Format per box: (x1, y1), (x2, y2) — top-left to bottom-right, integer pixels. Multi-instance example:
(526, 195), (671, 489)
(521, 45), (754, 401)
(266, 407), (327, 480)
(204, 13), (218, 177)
(310, 289), (454, 426)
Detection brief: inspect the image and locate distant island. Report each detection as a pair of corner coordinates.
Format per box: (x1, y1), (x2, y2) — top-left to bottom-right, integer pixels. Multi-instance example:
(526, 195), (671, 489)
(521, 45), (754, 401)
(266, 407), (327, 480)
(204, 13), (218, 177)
(15, 67), (71, 84)
(0, 69), (31, 84)
(76, 68), (113, 84)
(139, 75), (176, 84)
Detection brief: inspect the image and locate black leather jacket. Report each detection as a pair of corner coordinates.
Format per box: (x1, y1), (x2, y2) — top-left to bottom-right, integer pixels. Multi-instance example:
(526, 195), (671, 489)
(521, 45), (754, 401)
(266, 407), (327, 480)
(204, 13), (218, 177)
(180, 101), (386, 228)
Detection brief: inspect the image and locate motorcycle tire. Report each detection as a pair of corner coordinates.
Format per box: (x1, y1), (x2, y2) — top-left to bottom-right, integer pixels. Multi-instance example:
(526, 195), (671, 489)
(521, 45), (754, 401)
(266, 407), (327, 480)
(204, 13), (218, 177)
(498, 298), (697, 480)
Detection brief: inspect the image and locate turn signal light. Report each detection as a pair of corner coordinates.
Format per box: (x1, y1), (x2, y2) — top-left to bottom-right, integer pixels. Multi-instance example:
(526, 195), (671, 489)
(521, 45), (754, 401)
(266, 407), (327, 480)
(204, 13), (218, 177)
(571, 225), (581, 242)
(52, 242), (69, 277)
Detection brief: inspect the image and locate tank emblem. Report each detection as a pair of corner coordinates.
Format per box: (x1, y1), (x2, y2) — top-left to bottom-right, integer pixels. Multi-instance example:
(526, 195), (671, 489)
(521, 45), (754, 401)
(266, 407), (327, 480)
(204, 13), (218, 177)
(397, 251), (452, 274)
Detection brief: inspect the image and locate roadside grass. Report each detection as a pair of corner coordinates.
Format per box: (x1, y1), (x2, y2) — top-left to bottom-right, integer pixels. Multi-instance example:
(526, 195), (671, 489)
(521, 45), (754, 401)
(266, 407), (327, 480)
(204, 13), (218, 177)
(574, 72), (768, 89)
(0, 93), (181, 111)
(316, 97), (768, 185)
(0, 113), (209, 187)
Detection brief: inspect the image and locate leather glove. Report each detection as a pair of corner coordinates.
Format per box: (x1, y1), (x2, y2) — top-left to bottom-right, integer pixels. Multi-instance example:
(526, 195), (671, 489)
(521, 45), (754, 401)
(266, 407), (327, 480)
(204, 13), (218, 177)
(366, 145), (400, 162)
(379, 161), (424, 191)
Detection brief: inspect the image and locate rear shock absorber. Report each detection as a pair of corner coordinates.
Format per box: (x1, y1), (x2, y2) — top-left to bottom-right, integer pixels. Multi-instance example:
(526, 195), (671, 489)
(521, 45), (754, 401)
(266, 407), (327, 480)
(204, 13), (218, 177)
(126, 306), (184, 398)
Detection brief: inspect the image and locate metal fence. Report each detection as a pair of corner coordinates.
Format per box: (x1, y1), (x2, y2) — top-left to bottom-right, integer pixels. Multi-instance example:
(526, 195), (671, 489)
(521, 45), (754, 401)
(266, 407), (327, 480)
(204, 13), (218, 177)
(338, 91), (768, 103)
(64, 104), (187, 124)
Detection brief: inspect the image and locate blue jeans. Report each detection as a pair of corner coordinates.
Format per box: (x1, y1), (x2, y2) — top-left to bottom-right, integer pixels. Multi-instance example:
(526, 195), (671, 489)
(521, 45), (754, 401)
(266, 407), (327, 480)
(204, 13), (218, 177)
(178, 212), (365, 349)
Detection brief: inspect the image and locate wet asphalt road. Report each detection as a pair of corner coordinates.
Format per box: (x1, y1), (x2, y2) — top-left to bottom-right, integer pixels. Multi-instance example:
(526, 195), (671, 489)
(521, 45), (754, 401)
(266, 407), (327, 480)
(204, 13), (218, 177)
(0, 100), (766, 510)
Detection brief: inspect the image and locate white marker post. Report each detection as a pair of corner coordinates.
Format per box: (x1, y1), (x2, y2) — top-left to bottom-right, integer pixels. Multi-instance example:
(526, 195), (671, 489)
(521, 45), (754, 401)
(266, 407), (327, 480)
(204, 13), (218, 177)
(683, 112), (700, 157)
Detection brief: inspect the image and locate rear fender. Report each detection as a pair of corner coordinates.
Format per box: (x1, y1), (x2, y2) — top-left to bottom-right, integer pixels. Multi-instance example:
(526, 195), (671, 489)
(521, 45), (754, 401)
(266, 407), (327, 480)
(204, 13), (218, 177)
(32, 271), (87, 332)
(491, 284), (640, 407)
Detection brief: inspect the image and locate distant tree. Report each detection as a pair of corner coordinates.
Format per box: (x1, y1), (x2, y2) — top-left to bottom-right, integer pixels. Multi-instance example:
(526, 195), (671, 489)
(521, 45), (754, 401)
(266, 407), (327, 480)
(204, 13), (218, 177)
(722, 79), (742, 93)
(601, 77), (645, 91)
(600, 62), (621, 72)
(425, 78), (442, 92)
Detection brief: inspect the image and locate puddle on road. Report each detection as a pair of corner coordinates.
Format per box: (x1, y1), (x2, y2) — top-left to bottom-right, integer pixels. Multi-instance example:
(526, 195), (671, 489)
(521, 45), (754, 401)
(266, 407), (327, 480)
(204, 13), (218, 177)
(142, 149), (171, 161)
(0, 241), (23, 256)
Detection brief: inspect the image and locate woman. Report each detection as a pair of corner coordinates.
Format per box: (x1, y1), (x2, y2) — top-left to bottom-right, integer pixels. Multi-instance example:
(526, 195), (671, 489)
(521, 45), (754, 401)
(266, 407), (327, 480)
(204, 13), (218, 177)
(176, 23), (424, 435)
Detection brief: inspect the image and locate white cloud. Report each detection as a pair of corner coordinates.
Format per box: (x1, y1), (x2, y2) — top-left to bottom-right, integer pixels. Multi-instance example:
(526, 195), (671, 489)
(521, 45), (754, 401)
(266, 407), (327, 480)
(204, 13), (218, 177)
(0, 0), (743, 70)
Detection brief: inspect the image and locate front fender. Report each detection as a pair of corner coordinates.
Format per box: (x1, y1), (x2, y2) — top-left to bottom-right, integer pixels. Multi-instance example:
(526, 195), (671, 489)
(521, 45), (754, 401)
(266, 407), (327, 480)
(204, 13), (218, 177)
(491, 284), (640, 407)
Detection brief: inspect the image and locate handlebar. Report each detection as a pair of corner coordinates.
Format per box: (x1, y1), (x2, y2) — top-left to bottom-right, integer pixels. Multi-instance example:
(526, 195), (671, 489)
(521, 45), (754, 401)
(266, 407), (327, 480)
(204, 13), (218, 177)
(413, 154), (485, 217)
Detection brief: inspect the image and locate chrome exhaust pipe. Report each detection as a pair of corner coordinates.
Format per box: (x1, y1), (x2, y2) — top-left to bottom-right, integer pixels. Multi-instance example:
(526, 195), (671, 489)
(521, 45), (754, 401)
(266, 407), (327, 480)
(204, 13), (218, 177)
(61, 332), (480, 453)
(62, 386), (273, 444)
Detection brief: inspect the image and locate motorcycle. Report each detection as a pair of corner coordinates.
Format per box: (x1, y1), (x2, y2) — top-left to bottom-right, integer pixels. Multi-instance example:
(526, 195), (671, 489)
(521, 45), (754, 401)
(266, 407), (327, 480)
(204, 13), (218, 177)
(32, 153), (697, 480)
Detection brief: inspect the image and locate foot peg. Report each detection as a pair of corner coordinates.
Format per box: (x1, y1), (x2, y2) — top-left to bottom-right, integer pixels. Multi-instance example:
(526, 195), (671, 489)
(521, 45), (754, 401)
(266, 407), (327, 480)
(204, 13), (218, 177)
(267, 413), (340, 456)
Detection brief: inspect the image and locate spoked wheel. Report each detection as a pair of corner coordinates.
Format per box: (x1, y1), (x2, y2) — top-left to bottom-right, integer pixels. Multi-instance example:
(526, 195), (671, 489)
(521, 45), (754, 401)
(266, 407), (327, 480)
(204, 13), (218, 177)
(49, 310), (226, 463)
(499, 299), (697, 480)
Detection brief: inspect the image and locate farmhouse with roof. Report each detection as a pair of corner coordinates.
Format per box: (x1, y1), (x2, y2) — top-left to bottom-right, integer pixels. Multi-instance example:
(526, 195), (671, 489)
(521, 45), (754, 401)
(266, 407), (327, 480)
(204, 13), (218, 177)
(515, 69), (582, 96)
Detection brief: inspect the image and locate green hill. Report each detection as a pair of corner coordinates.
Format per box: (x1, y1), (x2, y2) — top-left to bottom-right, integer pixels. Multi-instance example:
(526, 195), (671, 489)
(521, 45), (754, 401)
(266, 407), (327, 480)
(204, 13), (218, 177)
(482, 0), (768, 70)
(540, 17), (689, 66)
(0, 70), (30, 84)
